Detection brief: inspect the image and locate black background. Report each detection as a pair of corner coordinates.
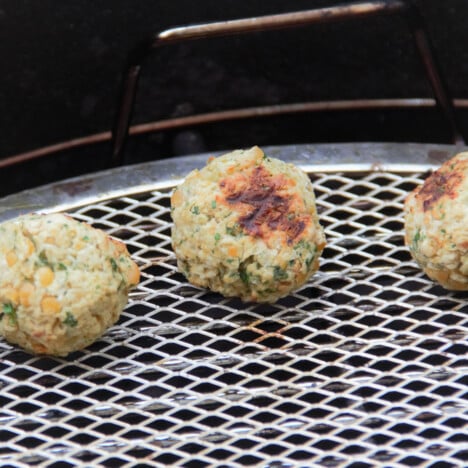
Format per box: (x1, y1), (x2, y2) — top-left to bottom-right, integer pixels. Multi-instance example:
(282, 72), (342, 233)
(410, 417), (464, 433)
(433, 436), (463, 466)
(1, 1), (467, 195)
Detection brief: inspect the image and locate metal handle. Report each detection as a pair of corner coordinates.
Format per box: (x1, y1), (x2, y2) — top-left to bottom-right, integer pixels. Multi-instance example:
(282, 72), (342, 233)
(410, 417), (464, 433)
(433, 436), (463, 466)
(111, 0), (462, 165)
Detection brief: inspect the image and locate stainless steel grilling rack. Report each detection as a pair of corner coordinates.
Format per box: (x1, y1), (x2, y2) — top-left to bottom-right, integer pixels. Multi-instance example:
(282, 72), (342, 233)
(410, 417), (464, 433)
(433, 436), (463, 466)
(0, 143), (467, 467)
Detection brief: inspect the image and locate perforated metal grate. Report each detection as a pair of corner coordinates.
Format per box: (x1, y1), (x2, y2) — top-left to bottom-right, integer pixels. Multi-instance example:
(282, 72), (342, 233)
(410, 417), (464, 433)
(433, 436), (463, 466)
(0, 156), (467, 467)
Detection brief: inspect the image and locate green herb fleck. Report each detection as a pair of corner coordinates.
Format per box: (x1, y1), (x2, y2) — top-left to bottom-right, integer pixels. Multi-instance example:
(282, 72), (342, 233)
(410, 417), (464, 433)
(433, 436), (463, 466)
(110, 258), (119, 272)
(57, 263), (67, 271)
(214, 233), (221, 243)
(2, 303), (17, 325)
(63, 311), (78, 328)
(38, 250), (50, 266)
(226, 224), (243, 236)
(411, 229), (426, 252)
(82, 235), (90, 241)
(305, 254), (316, 270)
(273, 266), (288, 281)
(191, 206), (200, 215)
(413, 229), (421, 244)
(211, 200), (217, 209)
(294, 239), (311, 251)
(239, 268), (250, 285)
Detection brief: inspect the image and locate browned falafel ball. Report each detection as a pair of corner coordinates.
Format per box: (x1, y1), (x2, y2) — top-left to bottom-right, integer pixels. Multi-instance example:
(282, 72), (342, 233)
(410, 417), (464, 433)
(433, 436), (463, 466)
(404, 152), (468, 290)
(171, 146), (326, 303)
(0, 213), (140, 356)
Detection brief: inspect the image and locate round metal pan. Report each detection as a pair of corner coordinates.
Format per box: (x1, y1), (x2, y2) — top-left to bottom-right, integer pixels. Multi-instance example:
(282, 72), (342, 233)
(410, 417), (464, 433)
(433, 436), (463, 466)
(0, 142), (462, 221)
(0, 143), (466, 467)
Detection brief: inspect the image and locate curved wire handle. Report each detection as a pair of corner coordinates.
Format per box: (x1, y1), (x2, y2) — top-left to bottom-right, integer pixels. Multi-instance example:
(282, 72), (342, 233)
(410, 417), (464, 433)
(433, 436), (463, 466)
(111, 0), (463, 166)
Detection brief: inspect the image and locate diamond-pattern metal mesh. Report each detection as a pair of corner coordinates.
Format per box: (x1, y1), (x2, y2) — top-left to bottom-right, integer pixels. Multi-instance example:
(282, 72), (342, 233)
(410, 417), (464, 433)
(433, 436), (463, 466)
(1, 168), (467, 467)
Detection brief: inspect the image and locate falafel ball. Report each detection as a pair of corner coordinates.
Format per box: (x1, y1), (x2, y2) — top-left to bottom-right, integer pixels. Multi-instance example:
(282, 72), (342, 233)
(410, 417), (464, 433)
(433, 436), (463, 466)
(0, 213), (140, 356)
(404, 152), (468, 290)
(171, 146), (326, 303)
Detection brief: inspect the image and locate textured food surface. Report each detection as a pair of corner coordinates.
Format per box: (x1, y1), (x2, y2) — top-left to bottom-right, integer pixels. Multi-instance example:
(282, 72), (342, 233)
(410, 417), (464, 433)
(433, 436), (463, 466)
(0, 213), (140, 356)
(171, 146), (326, 302)
(404, 151), (468, 290)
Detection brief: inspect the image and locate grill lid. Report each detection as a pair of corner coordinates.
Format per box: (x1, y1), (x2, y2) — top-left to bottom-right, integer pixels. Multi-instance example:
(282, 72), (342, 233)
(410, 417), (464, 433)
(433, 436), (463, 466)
(0, 143), (466, 467)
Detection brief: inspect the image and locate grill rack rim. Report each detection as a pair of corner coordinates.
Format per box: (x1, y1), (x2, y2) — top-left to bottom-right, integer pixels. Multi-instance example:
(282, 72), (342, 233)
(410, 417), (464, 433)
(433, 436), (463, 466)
(0, 142), (464, 222)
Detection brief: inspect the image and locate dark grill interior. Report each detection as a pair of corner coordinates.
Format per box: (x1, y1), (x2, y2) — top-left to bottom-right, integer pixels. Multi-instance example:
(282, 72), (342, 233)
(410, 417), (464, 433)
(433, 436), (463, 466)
(1, 156), (466, 466)
(2, 1), (468, 195)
